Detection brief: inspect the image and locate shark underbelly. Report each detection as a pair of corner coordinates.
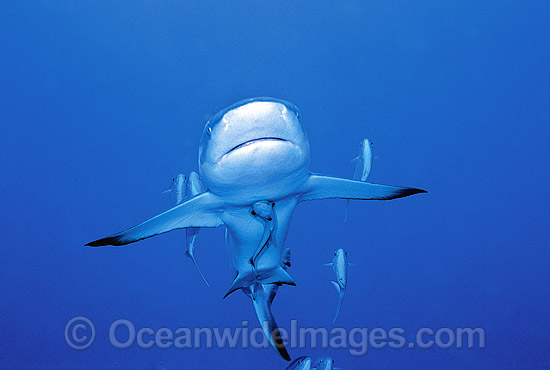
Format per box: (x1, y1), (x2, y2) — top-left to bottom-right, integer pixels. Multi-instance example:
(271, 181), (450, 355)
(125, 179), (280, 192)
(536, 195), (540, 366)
(222, 197), (297, 285)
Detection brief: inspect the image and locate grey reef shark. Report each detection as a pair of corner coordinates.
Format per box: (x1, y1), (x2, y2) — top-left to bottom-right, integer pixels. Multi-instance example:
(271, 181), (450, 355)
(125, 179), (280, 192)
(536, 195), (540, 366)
(86, 97), (426, 361)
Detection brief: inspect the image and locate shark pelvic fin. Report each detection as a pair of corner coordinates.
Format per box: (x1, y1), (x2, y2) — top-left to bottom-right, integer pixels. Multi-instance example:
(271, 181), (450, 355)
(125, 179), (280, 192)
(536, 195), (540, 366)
(257, 267), (296, 287)
(225, 267), (295, 299)
(223, 272), (251, 299)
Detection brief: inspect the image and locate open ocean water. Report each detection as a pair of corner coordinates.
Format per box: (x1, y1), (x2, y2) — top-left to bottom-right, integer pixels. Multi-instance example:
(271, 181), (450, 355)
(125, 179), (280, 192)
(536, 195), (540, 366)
(1, 1), (548, 369)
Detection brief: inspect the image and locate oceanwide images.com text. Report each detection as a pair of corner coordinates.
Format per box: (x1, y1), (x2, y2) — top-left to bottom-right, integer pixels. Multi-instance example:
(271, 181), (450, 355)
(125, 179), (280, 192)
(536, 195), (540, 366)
(65, 317), (486, 356)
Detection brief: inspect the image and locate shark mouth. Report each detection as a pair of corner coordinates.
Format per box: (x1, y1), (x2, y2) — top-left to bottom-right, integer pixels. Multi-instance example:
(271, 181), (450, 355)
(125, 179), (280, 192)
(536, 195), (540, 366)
(224, 137), (288, 156)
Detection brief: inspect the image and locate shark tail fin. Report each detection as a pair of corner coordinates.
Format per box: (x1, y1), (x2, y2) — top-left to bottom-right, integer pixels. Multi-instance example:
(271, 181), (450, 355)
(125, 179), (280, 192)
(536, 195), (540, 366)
(330, 281), (344, 324)
(252, 294), (291, 361)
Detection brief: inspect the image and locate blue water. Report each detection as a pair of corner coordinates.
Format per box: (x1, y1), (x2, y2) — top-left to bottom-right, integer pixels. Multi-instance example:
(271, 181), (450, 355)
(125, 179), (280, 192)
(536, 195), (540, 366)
(1, 1), (549, 369)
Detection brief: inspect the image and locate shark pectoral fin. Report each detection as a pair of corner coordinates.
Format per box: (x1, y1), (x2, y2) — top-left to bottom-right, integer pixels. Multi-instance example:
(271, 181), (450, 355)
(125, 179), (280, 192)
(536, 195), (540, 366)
(348, 262), (357, 267)
(258, 267), (296, 287)
(300, 174), (426, 202)
(86, 192), (223, 246)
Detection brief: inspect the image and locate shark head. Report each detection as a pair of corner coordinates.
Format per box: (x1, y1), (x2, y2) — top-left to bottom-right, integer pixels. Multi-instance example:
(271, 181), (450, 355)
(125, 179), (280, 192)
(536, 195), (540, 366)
(199, 98), (310, 203)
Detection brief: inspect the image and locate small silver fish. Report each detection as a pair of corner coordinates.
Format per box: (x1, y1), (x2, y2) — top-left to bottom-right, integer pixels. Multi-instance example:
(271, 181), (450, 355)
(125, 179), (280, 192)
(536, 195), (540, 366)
(344, 138), (373, 222)
(312, 357), (341, 370)
(325, 248), (354, 323)
(285, 356), (312, 370)
(163, 174), (186, 206)
(184, 171), (209, 286)
(353, 138), (373, 182)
